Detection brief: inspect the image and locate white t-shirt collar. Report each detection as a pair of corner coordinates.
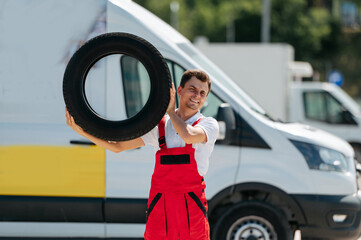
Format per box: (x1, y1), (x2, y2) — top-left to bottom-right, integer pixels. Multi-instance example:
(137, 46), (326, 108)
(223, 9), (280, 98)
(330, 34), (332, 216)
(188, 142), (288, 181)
(176, 110), (202, 125)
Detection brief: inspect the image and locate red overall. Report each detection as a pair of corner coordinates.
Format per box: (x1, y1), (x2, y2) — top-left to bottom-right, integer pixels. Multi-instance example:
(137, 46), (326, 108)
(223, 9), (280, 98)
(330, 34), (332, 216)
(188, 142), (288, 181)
(144, 117), (210, 240)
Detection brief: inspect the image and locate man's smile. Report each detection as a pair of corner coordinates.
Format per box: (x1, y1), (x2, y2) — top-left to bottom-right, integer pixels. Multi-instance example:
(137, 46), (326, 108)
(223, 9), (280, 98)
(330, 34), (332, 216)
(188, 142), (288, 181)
(190, 98), (199, 104)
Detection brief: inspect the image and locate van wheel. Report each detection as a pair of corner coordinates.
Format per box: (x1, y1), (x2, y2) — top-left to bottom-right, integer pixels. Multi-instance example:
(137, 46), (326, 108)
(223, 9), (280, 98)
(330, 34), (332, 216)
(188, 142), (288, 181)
(212, 201), (292, 240)
(63, 32), (171, 141)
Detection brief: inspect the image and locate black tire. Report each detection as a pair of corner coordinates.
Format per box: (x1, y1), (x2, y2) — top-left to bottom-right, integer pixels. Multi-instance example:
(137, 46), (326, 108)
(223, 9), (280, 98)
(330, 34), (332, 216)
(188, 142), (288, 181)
(212, 201), (292, 240)
(63, 32), (171, 141)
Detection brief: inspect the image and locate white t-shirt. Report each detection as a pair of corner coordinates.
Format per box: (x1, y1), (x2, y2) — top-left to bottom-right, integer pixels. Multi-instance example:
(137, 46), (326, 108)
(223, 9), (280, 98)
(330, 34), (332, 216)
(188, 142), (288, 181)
(141, 111), (219, 176)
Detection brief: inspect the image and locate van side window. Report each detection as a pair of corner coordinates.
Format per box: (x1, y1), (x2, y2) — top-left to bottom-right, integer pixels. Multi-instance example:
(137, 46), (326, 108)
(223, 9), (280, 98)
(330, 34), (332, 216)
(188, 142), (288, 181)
(236, 113), (270, 149)
(201, 93), (223, 118)
(303, 91), (356, 125)
(326, 93), (344, 124)
(121, 55), (151, 118)
(303, 92), (327, 122)
(166, 60), (186, 107)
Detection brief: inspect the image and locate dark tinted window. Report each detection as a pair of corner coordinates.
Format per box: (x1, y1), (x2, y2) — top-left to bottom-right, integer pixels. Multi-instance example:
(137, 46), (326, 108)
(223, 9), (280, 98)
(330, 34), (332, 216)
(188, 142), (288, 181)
(121, 56), (150, 118)
(304, 91), (356, 124)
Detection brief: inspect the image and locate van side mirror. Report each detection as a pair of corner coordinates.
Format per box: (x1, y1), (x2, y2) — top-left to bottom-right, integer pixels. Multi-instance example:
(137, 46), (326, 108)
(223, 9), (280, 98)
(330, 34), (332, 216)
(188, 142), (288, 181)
(216, 103), (236, 145)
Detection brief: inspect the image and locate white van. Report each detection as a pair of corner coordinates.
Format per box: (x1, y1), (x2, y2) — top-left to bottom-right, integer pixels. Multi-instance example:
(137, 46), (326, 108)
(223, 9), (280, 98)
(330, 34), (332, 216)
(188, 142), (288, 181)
(0, 0), (360, 239)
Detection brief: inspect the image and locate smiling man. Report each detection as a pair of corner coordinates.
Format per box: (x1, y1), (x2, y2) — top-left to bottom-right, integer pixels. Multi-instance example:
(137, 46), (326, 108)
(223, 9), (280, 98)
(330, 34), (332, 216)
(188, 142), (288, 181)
(66, 69), (219, 240)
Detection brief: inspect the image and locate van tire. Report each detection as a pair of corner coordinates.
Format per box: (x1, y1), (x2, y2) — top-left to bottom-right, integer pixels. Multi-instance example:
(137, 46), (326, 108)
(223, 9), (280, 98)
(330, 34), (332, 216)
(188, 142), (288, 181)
(212, 201), (292, 240)
(63, 32), (171, 141)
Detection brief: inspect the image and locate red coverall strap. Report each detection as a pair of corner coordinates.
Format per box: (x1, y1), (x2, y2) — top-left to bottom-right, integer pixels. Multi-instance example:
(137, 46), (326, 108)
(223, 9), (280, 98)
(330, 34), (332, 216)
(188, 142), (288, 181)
(158, 116), (203, 149)
(185, 118), (203, 148)
(158, 116), (166, 149)
(191, 118), (202, 127)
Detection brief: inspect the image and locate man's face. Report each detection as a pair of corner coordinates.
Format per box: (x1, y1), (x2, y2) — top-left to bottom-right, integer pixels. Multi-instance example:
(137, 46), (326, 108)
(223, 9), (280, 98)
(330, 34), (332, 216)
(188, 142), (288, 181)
(177, 76), (209, 111)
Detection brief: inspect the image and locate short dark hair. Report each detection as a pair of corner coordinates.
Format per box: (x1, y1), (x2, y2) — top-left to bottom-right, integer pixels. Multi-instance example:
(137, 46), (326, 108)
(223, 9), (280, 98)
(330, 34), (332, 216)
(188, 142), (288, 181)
(180, 69), (211, 94)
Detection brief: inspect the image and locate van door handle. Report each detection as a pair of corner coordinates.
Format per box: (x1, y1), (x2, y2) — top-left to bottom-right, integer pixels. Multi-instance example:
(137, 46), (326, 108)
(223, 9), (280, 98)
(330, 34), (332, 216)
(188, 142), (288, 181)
(70, 140), (95, 146)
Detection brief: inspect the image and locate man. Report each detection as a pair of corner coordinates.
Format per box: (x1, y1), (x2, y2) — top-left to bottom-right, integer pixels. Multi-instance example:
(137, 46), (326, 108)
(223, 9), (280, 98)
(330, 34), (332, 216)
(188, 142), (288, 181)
(66, 69), (219, 240)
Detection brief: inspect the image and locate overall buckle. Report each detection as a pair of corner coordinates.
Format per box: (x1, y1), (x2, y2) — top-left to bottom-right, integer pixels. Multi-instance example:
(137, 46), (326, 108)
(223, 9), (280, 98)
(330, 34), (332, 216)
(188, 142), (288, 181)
(158, 136), (166, 148)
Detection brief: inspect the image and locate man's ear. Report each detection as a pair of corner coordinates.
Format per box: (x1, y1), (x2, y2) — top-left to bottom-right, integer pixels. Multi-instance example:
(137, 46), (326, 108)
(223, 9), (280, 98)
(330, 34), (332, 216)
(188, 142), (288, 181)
(177, 86), (182, 95)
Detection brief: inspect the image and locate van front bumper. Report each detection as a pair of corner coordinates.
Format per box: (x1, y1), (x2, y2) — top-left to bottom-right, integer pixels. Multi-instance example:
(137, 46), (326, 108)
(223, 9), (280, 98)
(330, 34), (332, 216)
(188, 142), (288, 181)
(292, 191), (361, 240)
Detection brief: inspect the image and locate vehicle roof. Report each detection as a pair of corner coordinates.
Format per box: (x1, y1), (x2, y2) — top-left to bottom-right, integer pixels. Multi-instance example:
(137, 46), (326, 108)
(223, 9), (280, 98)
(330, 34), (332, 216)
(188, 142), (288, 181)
(109, 0), (190, 45)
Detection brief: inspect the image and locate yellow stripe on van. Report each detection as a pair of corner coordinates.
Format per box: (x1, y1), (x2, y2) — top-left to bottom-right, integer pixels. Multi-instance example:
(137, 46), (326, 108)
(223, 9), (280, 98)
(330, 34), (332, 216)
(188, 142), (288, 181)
(0, 145), (105, 197)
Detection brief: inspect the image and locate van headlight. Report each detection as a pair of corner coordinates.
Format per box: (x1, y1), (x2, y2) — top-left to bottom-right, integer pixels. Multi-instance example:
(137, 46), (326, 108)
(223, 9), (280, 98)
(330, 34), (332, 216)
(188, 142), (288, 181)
(290, 140), (348, 172)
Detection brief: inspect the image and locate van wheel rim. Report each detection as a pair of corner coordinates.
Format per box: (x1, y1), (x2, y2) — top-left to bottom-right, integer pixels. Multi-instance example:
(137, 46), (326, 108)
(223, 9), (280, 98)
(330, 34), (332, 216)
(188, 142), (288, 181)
(226, 215), (277, 240)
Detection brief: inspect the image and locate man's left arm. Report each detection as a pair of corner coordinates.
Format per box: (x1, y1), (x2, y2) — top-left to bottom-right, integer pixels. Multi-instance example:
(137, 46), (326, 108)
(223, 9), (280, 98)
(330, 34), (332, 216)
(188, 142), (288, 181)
(166, 84), (208, 144)
(168, 111), (208, 144)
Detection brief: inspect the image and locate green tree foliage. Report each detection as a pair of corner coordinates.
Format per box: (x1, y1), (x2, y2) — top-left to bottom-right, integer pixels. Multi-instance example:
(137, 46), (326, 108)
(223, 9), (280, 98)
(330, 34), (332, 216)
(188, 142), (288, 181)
(271, 0), (341, 59)
(332, 32), (361, 97)
(135, 0), (339, 59)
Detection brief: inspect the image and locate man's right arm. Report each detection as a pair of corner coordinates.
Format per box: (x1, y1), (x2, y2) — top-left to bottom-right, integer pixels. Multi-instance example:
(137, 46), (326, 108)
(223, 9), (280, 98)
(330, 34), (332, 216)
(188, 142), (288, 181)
(66, 108), (145, 153)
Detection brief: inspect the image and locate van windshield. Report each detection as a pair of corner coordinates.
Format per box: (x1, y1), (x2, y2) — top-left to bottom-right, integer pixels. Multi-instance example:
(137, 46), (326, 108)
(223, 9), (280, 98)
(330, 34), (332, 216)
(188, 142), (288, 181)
(177, 42), (268, 117)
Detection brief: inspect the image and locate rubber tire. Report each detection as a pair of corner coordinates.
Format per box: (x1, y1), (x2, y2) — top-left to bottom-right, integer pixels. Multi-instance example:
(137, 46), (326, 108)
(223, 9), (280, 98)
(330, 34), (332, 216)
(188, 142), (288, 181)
(212, 201), (293, 240)
(63, 32), (171, 141)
